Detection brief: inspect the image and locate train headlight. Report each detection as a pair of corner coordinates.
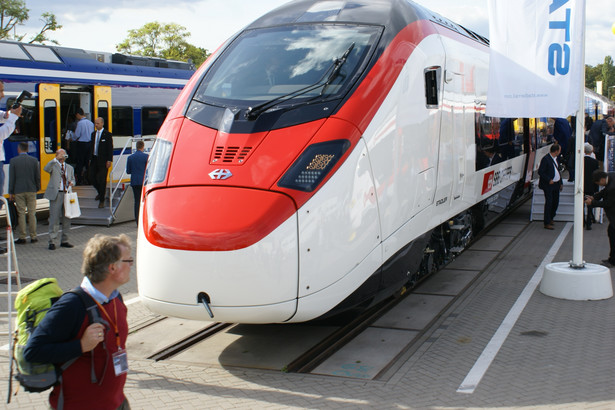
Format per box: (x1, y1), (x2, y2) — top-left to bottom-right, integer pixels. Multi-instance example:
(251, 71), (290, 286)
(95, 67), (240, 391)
(144, 139), (173, 185)
(278, 139), (350, 192)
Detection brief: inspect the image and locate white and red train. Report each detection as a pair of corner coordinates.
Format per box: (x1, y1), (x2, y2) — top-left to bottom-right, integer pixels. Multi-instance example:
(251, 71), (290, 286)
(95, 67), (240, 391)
(137, 0), (551, 323)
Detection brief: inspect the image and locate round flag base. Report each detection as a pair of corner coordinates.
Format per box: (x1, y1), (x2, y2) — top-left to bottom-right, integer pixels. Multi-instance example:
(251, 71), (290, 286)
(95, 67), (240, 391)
(540, 262), (613, 300)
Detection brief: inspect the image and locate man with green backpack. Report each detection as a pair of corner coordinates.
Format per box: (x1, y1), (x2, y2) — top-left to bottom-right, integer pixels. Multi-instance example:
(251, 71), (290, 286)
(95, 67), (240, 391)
(18, 234), (133, 409)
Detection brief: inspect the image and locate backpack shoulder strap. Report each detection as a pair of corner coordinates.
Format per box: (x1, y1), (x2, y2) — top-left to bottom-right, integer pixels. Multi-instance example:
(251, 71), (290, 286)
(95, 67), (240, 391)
(66, 287), (107, 327)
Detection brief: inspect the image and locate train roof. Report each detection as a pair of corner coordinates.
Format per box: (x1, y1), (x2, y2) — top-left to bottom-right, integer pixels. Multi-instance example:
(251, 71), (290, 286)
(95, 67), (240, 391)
(0, 40), (194, 88)
(247, 0), (488, 46)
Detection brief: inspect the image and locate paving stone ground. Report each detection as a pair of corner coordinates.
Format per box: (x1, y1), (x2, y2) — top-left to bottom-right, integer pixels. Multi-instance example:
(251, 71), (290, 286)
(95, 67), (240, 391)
(0, 201), (613, 409)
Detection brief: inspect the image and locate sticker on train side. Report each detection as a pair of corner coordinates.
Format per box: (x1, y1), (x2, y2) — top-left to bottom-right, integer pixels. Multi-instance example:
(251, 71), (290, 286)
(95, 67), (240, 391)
(481, 166), (513, 195)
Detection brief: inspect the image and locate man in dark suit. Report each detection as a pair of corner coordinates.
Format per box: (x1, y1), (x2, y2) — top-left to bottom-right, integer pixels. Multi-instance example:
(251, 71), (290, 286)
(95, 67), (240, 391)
(9, 142), (41, 244)
(586, 170), (615, 266)
(583, 143), (599, 230)
(538, 143), (563, 230)
(89, 117), (114, 208)
(126, 140), (148, 223)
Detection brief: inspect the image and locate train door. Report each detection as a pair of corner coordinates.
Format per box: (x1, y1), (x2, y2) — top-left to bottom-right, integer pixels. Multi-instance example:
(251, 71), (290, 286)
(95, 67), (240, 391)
(94, 86), (112, 133)
(38, 83), (60, 190)
(445, 71), (466, 204)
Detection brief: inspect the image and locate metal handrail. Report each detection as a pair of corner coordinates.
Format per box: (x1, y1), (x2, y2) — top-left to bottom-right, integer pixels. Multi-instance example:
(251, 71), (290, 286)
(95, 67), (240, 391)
(108, 136), (156, 215)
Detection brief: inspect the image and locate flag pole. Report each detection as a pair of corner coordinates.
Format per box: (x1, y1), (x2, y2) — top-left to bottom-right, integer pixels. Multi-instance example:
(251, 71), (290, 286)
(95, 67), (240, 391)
(540, 0), (611, 302)
(571, 1), (586, 268)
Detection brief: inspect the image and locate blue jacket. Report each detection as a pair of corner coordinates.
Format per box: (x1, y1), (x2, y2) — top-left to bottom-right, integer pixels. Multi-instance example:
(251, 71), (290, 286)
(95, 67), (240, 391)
(126, 150), (148, 186)
(553, 118), (571, 156)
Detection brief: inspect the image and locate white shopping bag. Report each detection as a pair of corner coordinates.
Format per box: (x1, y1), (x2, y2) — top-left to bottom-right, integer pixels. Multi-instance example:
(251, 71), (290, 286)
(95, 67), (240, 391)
(64, 187), (81, 219)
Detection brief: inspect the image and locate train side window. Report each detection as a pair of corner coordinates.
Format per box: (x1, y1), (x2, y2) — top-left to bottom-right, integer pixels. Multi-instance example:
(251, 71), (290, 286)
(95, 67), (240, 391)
(424, 67), (441, 108)
(0, 43), (30, 60)
(475, 111), (501, 170)
(98, 101), (109, 127)
(112, 106), (134, 137)
(142, 107), (168, 136)
(43, 100), (58, 154)
(536, 118), (553, 148)
(23, 45), (62, 63)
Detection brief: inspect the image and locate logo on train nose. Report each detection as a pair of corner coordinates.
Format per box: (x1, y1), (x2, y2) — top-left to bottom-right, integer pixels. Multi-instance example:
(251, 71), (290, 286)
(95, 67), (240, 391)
(209, 169), (233, 180)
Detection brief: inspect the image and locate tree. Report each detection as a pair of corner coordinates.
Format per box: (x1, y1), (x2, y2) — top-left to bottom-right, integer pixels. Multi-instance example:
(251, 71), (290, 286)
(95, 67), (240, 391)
(116, 22), (209, 67)
(585, 56), (615, 101)
(585, 64), (601, 91)
(601, 56), (615, 100)
(0, 0), (61, 44)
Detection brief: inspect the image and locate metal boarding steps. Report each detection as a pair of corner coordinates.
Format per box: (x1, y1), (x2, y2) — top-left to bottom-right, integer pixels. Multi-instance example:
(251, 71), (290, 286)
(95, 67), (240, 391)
(68, 136), (153, 226)
(70, 184), (135, 226)
(530, 179), (575, 222)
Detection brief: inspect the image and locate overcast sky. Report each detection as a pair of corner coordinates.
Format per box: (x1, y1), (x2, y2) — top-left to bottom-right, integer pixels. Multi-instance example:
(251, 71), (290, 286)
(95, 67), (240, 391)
(17, 0), (614, 66)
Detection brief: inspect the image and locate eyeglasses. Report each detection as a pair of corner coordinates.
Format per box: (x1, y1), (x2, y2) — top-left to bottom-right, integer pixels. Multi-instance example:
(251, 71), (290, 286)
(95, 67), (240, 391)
(120, 259), (134, 264)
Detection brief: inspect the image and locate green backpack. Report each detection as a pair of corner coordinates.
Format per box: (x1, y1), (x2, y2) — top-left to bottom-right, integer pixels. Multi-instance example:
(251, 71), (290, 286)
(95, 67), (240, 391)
(13, 278), (63, 392)
(12, 278), (96, 393)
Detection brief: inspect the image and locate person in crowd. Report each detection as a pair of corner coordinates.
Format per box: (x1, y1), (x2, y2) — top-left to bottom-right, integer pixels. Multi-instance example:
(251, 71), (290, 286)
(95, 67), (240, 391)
(63, 113), (77, 162)
(69, 108), (94, 185)
(484, 147), (502, 166)
(0, 80), (24, 253)
(584, 115), (593, 142)
(44, 149), (75, 250)
(584, 143), (599, 230)
(89, 117), (114, 208)
(24, 234), (132, 410)
(9, 142), (40, 243)
(553, 118), (572, 164)
(126, 140), (148, 223)
(585, 170), (615, 266)
(476, 147), (501, 170)
(552, 118), (573, 181)
(588, 116), (615, 164)
(538, 144), (563, 230)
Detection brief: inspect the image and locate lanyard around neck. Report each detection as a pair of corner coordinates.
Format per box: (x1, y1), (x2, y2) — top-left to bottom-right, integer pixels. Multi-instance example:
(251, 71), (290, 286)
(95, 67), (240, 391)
(92, 298), (121, 349)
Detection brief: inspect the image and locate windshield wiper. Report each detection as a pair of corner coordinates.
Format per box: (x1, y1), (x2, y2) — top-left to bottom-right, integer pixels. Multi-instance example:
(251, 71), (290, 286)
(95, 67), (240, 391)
(246, 42), (355, 120)
(321, 42), (355, 96)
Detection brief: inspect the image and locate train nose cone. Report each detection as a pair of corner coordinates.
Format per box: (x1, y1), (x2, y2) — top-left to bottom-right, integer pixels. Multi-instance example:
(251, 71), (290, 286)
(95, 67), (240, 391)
(138, 186), (300, 322)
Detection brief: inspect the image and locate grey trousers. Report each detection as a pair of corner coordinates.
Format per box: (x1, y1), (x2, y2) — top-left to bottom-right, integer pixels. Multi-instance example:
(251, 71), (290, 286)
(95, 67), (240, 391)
(48, 193), (71, 245)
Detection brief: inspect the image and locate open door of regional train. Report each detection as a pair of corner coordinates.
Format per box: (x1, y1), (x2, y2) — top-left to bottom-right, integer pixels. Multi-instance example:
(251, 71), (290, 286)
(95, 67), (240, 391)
(34, 84), (112, 192)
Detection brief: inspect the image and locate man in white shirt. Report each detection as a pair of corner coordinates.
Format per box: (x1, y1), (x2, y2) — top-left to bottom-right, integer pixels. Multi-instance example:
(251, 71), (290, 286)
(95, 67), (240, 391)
(0, 80), (24, 193)
(0, 80), (24, 253)
(70, 108), (94, 185)
(538, 143), (563, 230)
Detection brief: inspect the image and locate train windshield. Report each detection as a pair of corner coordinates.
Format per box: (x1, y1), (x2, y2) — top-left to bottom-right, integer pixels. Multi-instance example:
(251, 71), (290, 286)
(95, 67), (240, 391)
(194, 24), (382, 108)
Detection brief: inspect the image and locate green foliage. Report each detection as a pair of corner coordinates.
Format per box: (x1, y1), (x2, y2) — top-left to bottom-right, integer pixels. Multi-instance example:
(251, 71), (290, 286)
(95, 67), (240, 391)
(0, 0), (61, 44)
(116, 21), (209, 67)
(586, 55), (615, 101)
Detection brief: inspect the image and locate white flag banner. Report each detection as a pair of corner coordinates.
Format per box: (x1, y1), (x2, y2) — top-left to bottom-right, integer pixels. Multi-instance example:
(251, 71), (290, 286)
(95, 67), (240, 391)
(486, 0), (586, 118)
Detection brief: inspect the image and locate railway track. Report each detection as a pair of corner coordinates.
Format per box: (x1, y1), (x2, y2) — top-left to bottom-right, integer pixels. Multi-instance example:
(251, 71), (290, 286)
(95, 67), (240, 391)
(130, 197), (531, 378)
